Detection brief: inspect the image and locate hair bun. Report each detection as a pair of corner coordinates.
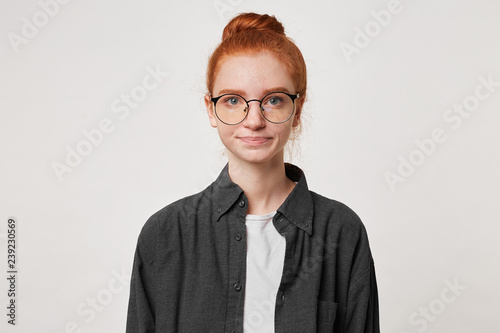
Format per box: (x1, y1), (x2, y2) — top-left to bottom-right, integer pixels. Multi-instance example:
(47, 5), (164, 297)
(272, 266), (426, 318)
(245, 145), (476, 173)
(222, 13), (285, 41)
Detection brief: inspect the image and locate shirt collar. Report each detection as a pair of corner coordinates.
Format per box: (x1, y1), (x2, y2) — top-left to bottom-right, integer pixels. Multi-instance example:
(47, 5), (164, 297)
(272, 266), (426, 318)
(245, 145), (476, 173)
(211, 162), (314, 235)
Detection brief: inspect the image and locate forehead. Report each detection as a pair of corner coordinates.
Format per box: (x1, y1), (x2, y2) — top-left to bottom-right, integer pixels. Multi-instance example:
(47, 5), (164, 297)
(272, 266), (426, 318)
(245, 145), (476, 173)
(213, 51), (295, 95)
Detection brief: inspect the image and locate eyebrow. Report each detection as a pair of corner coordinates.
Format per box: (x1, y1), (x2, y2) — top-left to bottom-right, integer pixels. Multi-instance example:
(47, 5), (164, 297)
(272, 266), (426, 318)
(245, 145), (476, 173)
(216, 87), (294, 97)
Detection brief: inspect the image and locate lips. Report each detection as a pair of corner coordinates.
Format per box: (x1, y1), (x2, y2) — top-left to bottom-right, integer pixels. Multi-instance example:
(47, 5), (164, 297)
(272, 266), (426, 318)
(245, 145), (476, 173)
(239, 137), (271, 145)
(239, 137), (270, 141)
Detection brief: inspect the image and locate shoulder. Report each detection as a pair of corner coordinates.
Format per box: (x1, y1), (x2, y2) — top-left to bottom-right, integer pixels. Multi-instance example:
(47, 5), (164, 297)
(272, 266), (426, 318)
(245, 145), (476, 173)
(310, 190), (364, 230)
(137, 184), (214, 245)
(310, 190), (373, 255)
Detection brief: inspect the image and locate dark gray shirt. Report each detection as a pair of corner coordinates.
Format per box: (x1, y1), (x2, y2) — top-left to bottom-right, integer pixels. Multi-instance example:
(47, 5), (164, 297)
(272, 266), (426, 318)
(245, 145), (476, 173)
(126, 162), (380, 333)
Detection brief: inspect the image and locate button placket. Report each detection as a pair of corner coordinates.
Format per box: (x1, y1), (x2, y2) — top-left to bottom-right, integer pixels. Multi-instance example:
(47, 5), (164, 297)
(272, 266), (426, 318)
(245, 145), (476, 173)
(224, 200), (247, 330)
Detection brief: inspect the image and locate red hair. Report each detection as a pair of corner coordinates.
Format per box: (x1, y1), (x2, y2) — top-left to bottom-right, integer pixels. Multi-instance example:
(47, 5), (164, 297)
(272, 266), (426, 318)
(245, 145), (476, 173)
(206, 13), (307, 102)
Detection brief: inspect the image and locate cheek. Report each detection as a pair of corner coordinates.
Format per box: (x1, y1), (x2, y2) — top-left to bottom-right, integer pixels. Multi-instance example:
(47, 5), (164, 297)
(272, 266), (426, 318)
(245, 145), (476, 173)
(217, 125), (234, 140)
(277, 124), (293, 139)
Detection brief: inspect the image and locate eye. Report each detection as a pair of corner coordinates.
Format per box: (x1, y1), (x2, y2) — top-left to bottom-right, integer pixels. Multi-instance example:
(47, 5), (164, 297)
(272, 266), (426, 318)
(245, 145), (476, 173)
(222, 95), (244, 107)
(269, 96), (282, 105)
(263, 94), (284, 107)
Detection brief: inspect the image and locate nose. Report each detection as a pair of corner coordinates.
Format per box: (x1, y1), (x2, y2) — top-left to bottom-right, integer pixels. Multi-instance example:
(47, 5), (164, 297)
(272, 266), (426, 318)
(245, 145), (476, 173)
(243, 101), (266, 128)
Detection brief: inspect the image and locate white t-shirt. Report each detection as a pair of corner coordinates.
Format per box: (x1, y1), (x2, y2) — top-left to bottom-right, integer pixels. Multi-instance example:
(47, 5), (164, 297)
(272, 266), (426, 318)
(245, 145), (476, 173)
(243, 210), (286, 332)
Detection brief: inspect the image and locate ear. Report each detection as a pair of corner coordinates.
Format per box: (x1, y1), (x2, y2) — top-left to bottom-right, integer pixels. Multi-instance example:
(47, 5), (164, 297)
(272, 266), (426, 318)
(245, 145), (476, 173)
(292, 96), (304, 128)
(205, 94), (218, 128)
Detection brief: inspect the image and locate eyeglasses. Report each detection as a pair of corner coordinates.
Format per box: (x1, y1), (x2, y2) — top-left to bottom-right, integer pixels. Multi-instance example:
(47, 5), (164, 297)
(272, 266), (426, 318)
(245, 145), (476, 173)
(210, 91), (300, 125)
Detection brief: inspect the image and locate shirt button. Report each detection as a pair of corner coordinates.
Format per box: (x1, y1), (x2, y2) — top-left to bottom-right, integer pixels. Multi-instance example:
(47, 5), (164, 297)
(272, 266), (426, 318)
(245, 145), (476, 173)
(305, 222), (309, 227)
(235, 234), (242, 241)
(281, 292), (285, 300)
(239, 200), (245, 207)
(234, 283), (242, 292)
(217, 207), (222, 213)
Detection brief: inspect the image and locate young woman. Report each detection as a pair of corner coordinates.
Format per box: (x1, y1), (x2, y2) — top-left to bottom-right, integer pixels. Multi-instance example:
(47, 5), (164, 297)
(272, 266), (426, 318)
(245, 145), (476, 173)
(126, 12), (379, 333)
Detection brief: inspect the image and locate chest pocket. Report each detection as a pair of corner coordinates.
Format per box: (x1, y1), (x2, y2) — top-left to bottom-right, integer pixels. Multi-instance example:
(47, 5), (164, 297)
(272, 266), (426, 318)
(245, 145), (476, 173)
(317, 300), (338, 332)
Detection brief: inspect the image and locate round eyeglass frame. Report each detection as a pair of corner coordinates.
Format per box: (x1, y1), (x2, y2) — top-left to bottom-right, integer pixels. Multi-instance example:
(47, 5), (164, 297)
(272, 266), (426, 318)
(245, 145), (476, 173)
(210, 91), (300, 125)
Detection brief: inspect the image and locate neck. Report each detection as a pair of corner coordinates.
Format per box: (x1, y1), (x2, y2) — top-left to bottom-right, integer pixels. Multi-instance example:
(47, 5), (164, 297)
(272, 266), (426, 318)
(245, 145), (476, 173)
(227, 153), (296, 215)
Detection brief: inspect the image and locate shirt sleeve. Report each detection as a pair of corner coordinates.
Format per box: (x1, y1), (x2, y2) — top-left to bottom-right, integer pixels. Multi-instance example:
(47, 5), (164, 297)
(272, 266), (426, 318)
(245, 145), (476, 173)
(126, 225), (156, 333)
(343, 226), (380, 333)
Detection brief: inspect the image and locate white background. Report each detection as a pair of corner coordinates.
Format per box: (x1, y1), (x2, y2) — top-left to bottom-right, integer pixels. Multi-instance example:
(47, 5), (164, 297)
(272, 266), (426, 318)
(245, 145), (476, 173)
(1, 0), (499, 332)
